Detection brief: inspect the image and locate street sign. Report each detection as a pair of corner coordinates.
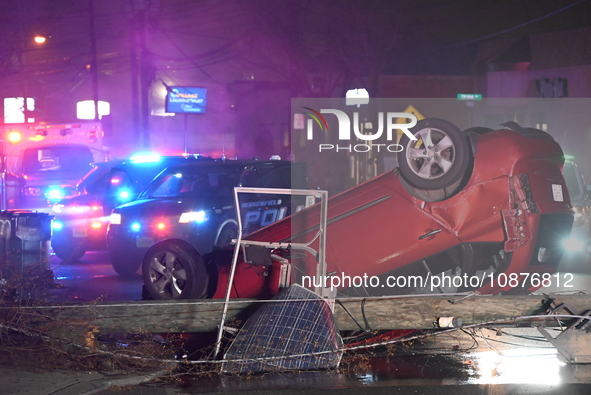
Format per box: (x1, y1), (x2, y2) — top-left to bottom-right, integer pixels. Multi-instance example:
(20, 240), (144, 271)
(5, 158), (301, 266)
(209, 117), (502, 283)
(397, 105), (425, 124)
(457, 93), (482, 101)
(165, 86), (207, 114)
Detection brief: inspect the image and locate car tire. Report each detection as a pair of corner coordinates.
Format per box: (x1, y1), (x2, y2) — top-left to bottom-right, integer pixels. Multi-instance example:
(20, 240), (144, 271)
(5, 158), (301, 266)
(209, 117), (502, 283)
(52, 239), (87, 262)
(110, 251), (141, 278)
(397, 118), (471, 193)
(142, 240), (209, 300)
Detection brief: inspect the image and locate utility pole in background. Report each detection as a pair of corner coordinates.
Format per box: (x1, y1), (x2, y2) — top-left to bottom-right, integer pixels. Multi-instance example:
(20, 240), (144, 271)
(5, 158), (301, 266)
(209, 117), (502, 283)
(88, 0), (99, 122)
(127, 0), (151, 150)
(138, 6), (151, 150)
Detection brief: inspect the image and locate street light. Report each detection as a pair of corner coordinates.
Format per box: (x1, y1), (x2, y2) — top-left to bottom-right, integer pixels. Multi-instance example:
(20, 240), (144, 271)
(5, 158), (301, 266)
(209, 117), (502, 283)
(33, 35), (47, 44)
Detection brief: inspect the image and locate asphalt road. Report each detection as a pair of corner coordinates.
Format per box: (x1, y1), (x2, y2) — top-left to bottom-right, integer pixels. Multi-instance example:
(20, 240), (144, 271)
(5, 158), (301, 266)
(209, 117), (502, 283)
(49, 250), (145, 303)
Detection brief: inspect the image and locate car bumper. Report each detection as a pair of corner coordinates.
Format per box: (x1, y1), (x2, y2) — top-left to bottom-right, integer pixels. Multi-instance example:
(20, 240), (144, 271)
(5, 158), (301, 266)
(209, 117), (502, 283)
(52, 216), (109, 250)
(107, 221), (218, 257)
(106, 224), (165, 262)
(479, 211), (574, 294)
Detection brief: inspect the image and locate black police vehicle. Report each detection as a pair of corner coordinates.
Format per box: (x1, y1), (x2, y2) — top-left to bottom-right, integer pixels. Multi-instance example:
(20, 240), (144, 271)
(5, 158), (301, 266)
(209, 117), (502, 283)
(51, 154), (209, 261)
(106, 158), (307, 286)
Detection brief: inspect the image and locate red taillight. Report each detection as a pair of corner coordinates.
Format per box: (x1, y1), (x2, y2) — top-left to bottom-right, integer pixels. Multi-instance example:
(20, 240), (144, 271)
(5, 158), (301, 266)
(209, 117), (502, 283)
(88, 129), (98, 143)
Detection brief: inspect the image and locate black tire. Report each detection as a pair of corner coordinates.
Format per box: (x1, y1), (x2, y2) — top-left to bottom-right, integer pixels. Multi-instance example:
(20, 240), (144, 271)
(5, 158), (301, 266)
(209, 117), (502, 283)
(142, 240), (209, 300)
(52, 237), (87, 262)
(110, 251), (141, 278)
(397, 118), (471, 192)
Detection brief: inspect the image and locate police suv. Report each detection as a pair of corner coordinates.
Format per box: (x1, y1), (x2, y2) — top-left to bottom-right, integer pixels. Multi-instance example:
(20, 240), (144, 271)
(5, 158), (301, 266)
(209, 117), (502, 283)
(106, 158), (307, 279)
(51, 154), (209, 261)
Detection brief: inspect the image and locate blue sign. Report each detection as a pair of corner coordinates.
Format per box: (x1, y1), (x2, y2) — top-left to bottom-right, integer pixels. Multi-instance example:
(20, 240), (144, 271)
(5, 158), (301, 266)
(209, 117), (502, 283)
(166, 87), (207, 114)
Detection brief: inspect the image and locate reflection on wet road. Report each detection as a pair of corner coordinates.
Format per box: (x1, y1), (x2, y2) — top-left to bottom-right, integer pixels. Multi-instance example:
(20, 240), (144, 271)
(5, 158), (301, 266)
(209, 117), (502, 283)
(175, 330), (591, 393)
(48, 250), (144, 302)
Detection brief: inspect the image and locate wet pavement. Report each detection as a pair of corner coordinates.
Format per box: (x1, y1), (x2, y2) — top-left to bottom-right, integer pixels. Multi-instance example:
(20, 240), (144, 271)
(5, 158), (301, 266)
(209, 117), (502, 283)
(5, 329), (591, 394)
(47, 250), (145, 302)
(163, 326), (591, 394)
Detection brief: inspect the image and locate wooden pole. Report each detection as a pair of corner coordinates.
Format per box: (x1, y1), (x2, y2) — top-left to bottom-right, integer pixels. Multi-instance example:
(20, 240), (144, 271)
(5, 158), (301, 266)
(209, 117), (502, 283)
(2, 293), (590, 334)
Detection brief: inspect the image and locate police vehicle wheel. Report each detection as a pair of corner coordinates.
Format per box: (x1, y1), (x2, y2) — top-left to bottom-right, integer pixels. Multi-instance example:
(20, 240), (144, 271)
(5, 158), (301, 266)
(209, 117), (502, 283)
(52, 240), (86, 262)
(142, 240), (208, 300)
(110, 252), (141, 278)
(397, 118), (471, 193)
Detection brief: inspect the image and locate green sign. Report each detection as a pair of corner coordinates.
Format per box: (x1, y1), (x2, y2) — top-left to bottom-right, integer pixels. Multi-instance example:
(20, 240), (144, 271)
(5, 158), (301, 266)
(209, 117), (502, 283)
(457, 93), (482, 101)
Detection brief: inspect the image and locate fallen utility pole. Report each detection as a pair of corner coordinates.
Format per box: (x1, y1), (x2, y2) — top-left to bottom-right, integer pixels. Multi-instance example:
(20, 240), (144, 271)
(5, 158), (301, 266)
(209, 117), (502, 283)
(2, 293), (590, 334)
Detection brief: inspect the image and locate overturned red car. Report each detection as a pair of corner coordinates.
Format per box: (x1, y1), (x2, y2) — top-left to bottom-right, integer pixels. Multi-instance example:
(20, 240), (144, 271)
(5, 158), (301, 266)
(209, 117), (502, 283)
(142, 118), (574, 299)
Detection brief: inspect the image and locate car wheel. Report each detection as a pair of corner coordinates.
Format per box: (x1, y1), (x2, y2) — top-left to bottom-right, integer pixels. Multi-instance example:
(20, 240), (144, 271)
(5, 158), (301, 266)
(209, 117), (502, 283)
(142, 240), (209, 300)
(397, 118), (471, 192)
(110, 251), (141, 278)
(52, 239), (87, 262)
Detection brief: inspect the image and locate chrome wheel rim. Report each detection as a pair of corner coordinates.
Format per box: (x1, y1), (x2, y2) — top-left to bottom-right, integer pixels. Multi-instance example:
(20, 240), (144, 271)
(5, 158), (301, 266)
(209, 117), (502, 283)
(405, 127), (456, 180)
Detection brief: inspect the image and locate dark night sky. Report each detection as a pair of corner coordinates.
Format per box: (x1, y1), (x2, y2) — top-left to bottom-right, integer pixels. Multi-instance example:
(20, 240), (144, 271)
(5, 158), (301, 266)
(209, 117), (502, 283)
(244, 0), (591, 78)
(378, 0), (591, 75)
(1, 0), (591, 83)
